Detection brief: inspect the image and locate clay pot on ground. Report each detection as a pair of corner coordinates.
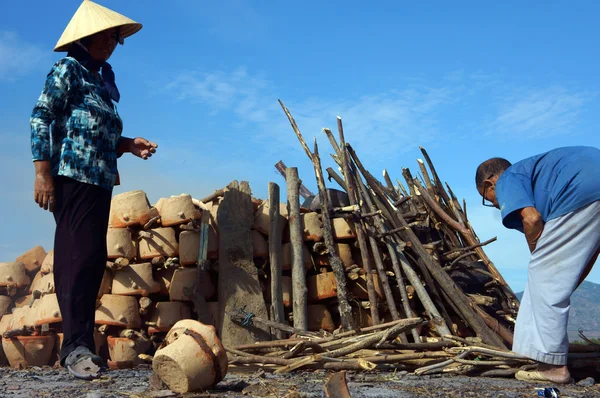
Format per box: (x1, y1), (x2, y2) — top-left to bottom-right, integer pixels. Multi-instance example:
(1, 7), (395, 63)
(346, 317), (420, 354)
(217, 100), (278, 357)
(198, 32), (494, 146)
(107, 228), (136, 260)
(29, 272), (55, 295)
(252, 230), (268, 258)
(2, 335), (55, 368)
(155, 194), (202, 227)
(169, 268), (215, 302)
(40, 250), (54, 275)
(138, 227), (179, 259)
(152, 319), (228, 393)
(262, 276), (292, 308)
(0, 262), (31, 288)
(314, 243), (354, 268)
(0, 295), (11, 317)
(282, 242), (314, 271)
(148, 302), (192, 334)
(109, 190), (159, 228)
(16, 246), (47, 275)
(107, 335), (152, 365)
(307, 305), (335, 332)
(98, 270), (113, 298)
(95, 294), (141, 329)
(306, 272), (338, 302)
(111, 263), (160, 297)
(36, 293), (62, 325)
(252, 201), (288, 236)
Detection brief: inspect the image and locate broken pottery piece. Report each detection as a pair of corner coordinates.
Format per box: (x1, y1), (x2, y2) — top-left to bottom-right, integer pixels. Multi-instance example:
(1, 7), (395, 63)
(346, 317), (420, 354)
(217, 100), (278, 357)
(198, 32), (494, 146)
(108, 336), (152, 365)
(252, 201), (288, 236)
(2, 335), (54, 368)
(15, 246), (47, 275)
(107, 228), (136, 259)
(36, 293), (62, 325)
(252, 230), (268, 258)
(306, 272), (338, 302)
(282, 242), (315, 271)
(155, 194), (202, 227)
(307, 305), (335, 332)
(0, 262), (30, 288)
(152, 319), (228, 393)
(169, 268), (215, 302)
(40, 250), (54, 275)
(138, 227), (179, 259)
(95, 294), (141, 329)
(111, 263), (160, 297)
(0, 295), (11, 317)
(148, 302), (192, 333)
(109, 190), (159, 228)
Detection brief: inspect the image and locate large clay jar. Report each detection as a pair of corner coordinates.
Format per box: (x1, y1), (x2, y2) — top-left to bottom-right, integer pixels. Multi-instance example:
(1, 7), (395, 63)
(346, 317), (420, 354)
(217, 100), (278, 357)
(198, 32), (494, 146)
(109, 190), (159, 228)
(0, 262), (30, 288)
(282, 242), (314, 271)
(155, 194), (202, 227)
(0, 295), (11, 317)
(0, 314), (12, 366)
(307, 304), (335, 332)
(332, 217), (357, 240)
(169, 268), (215, 302)
(107, 228), (136, 260)
(107, 335), (152, 365)
(148, 302), (192, 334)
(8, 306), (29, 331)
(36, 293), (62, 325)
(252, 201), (288, 236)
(314, 243), (354, 268)
(25, 299), (41, 328)
(2, 335), (55, 368)
(95, 295), (141, 329)
(306, 272), (338, 302)
(138, 227), (179, 259)
(112, 263), (160, 297)
(152, 319), (228, 393)
(29, 272), (55, 295)
(40, 250), (54, 275)
(15, 246), (47, 275)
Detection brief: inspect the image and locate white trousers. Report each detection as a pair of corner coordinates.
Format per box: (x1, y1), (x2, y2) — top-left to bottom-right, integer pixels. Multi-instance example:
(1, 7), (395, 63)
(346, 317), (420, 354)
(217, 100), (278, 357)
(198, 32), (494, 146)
(512, 201), (600, 365)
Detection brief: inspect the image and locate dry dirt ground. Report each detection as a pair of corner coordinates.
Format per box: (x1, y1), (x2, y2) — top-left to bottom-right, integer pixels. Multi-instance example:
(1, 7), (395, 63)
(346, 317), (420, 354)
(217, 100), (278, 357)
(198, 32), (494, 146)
(1, 366), (599, 398)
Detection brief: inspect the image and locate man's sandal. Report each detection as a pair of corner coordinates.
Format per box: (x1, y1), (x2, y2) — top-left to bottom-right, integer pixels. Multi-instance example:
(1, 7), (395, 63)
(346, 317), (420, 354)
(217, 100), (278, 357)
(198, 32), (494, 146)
(65, 346), (106, 380)
(515, 370), (574, 384)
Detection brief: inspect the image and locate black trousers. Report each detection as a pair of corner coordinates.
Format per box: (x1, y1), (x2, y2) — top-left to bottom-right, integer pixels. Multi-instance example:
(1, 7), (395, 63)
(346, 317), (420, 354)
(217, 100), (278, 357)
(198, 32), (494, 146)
(53, 176), (112, 366)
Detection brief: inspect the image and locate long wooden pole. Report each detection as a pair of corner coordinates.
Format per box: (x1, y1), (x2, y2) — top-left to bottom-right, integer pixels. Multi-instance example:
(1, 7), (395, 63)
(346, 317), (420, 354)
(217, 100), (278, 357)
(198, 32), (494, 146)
(269, 182), (285, 339)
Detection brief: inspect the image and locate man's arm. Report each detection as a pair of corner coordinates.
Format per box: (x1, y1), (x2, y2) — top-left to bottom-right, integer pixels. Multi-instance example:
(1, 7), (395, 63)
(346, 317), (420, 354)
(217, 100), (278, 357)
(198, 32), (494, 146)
(519, 206), (544, 252)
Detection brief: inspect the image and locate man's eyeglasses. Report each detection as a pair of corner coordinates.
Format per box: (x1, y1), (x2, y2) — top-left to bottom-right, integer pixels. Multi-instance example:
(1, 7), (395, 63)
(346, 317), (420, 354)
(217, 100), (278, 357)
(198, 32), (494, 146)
(482, 174), (496, 207)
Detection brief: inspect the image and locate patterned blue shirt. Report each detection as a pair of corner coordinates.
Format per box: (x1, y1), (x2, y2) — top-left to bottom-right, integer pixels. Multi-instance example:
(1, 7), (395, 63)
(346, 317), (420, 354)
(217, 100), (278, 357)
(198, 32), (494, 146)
(30, 57), (124, 191)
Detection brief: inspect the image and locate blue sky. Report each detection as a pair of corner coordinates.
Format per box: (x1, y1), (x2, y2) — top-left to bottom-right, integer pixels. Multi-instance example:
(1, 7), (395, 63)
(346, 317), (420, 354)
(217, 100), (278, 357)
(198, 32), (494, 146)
(1, 0), (599, 293)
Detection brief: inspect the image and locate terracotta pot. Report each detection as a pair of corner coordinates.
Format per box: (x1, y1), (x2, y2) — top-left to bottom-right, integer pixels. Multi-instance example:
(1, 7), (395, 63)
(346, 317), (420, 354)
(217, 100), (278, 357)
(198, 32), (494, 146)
(40, 250), (54, 275)
(2, 335), (54, 368)
(169, 268), (215, 302)
(0, 262), (30, 288)
(0, 295), (12, 317)
(302, 213), (323, 242)
(111, 263), (160, 297)
(307, 305), (335, 332)
(16, 246), (47, 275)
(29, 272), (55, 295)
(155, 194), (202, 227)
(36, 293), (62, 325)
(332, 217), (357, 240)
(314, 243), (354, 268)
(252, 201), (288, 236)
(282, 242), (314, 271)
(148, 302), (192, 333)
(179, 230), (199, 266)
(138, 227), (179, 259)
(152, 319), (228, 393)
(95, 294), (141, 329)
(108, 360), (134, 369)
(252, 230), (268, 258)
(98, 270), (113, 298)
(107, 228), (136, 260)
(306, 272), (338, 302)
(108, 336), (152, 365)
(109, 190), (160, 228)
(262, 276), (292, 308)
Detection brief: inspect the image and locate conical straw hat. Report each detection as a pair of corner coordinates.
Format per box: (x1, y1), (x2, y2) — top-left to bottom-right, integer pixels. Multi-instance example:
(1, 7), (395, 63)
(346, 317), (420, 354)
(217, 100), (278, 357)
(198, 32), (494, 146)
(54, 0), (142, 52)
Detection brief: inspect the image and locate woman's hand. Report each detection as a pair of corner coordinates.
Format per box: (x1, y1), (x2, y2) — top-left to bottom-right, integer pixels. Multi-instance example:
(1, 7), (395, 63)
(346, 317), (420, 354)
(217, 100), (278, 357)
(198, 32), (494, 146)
(129, 137), (158, 160)
(33, 161), (55, 212)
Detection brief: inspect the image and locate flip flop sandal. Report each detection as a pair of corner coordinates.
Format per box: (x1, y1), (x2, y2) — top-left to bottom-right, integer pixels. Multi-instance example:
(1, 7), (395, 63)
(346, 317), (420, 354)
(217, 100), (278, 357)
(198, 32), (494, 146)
(515, 370), (574, 384)
(65, 347), (106, 381)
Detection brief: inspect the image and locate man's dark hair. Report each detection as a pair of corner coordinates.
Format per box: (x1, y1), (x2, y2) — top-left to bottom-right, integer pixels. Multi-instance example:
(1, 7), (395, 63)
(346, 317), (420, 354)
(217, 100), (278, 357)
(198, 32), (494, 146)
(475, 158), (512, 189)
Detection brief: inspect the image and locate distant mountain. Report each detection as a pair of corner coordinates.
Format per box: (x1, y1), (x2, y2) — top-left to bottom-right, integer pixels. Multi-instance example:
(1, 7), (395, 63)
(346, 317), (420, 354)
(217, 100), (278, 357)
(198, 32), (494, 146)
(515, 281), (600, 341)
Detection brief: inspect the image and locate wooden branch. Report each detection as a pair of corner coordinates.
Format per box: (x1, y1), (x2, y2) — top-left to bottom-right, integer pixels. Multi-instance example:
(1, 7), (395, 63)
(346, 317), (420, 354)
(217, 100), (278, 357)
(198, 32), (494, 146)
(275, 160), (314, 199)
(419, 147), (453, 208)
(444, 237), (498, 256)
(269, 182), (285, 339)
(326, 167), (348, 192)
(199, 188), (227, 204)
(286, 167), (308, 331)
(278, 99), (313, 161)
(227, 309), (320, 339)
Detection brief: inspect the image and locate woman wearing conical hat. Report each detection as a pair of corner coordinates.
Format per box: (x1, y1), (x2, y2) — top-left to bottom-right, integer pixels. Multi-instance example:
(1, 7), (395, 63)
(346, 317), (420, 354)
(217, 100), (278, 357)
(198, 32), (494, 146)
(29, 0), (157, 379)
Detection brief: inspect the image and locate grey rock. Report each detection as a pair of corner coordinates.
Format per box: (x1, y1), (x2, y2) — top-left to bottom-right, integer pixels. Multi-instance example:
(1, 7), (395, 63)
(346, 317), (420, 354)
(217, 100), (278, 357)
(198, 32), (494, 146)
(576, 377), (595, 387)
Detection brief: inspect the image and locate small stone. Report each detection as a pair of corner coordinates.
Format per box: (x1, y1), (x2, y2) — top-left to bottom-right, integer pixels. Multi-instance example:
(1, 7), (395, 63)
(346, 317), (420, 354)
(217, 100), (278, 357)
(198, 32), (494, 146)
(148, 391), (177, 398)
(577, 377), (595, 387)
(86, 393), (103, 398)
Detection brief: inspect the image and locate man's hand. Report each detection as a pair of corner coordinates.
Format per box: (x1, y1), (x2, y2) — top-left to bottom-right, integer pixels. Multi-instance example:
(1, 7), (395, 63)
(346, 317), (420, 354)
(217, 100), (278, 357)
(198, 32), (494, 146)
(33, 161), (55, 212)
(519, 206), (544, 252)
(128, 137), (158, 160)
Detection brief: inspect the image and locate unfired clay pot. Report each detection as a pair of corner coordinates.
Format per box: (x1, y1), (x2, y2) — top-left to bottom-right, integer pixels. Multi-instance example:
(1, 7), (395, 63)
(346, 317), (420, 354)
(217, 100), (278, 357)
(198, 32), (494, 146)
(332, 217), (357, 240)
(2, 335), (54, 368)
(148, 302), (192, 333)
(152, 319), (228, 393)
(302, 213), (323, 242)
(107, 336), (152, 365)
(95, 294), (141, 329)
(252, 201), (288, 236)
(8, 306), (29, 331)
(0, 295), (11, 317)
(40, 250), (54, 275)
(109, 190), (160, 228)
(282, 242), (314, 271)
(98, 270), (113, 298)
(25, 299), (41, 328)
(36, 293), (62, 325)
(307, 305), (335, 332)
(306, 272), (338, 302)
(13, 295), (31, 309)
(107, 228), (136, 259)
(314, 243), (354, 268)
(138, 227), (179, 259)
(252, 230), (268, 258)
(111, 263), (160, 297)
(0, 314), (13, 335)
(0, 262), (30, 288)
(155, 194), (202, 227)
(15, 246), (47, 275)
(157, 267), (176, 296)
(29, 272), (55, 295)
(179, 230), (199, 266)
(169, 268), (215, 302)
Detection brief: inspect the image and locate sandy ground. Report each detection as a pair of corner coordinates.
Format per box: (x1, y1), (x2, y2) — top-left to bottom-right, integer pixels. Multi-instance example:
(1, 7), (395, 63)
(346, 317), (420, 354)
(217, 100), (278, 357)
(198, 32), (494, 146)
(0, 366), (599, 398)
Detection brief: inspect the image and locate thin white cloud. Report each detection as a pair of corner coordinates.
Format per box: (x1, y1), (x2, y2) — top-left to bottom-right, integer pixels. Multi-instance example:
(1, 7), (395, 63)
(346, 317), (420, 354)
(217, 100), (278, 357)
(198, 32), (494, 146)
(0, 31), (46, 81)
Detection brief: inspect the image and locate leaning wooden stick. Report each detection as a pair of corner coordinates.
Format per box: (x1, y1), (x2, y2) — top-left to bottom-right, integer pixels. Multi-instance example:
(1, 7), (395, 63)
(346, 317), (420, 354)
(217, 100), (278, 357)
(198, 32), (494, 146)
(269, 182), (285, 339)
